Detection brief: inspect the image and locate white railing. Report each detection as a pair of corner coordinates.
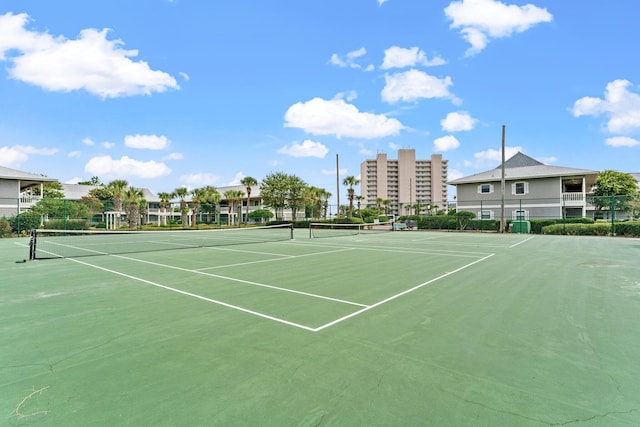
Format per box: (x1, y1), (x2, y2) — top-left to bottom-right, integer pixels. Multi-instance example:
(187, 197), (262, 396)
(562, 192), (585, 204)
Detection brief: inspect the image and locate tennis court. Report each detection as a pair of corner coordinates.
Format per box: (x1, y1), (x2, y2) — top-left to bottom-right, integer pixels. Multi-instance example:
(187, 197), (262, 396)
(2, 227), (640, 426)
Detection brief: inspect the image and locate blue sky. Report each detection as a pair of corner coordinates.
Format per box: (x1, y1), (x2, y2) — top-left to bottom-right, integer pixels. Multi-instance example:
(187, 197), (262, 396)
(1, 0), (639, 201)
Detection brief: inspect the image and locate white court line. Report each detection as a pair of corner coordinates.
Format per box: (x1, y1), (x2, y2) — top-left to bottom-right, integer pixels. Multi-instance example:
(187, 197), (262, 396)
(312, 253), (495, 332)
(62, 256), (317, 332)
(196, 247), (355, 271)
(110, 253), (368, 308)
(509, 236), (535, 248)
(286, 240), (489, 258)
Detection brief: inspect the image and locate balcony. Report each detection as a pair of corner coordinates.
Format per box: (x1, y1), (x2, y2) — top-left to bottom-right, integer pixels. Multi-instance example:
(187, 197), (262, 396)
(562, 192), (585, 207)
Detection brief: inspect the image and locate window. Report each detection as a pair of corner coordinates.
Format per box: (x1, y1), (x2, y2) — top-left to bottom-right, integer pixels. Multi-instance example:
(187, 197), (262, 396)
(480, 210), (493, 220)
(512, 181), (528, 195)
(513, 210), (528, 220)
(478, 184), (494, 194)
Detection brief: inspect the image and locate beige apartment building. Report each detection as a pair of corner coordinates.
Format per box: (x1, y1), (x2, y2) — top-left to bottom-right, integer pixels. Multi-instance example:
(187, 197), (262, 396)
(360, 149), (448, 216)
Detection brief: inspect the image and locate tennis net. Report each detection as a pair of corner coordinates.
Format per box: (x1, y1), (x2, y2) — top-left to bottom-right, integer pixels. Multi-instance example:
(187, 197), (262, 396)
(29, 224), (294, 260)
(308, 222), (392, 239)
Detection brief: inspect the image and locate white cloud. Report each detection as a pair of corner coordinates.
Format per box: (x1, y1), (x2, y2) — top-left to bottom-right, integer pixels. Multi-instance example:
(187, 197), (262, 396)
(378, 0), (390, 5)
(444, 0), (553, 56)
(226, 172), (246, 186)
(284, 97), (405, 139)
(0, 144), (58, 167)
(68, 151), (81, 157)
(278, 140), (329, 158)
(605, 136), (640, 147)
(322, 168), (348, 176)
(468, 146), (524, 168)
(329, 47), (367, 69)
(102, 142), (115, 149)
(0, 146), (28, 167)
(124, 134), (171, 150)
(572, 80), (640, 134)
(0, 12), (178, 98)
(381, 46), (446, 70)
(441, 111), (477, 132)
(65, 177), (82, 184)
(179, 172), (220, 186)
(84, 155), (171, 179)
(381, 69), (460, 104)
(82, 138), (95, 146)
(179, 71), (190, 81)
(434, 135), (461, 151)
(164, 152), (184, 160)
(388, 142), (401, 150)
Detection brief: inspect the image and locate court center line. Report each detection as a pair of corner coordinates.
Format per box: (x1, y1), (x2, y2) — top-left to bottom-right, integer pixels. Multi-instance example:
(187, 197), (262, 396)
(111, 253), (369, 308)
(510, 236), (535, 248)
(195, 247), (356, 271)
(312, 253), (495, 332)
(60, 256), (317, 332)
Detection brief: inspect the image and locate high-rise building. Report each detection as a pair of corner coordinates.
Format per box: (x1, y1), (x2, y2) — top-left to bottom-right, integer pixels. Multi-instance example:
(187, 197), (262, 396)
(360, 149), (448, 216)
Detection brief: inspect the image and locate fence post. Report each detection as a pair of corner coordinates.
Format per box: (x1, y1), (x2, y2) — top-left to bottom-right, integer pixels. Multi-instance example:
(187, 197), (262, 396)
(611, 195), (616, 236)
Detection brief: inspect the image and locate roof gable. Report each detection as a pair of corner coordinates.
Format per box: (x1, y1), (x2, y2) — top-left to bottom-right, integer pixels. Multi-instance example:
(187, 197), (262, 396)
(0, 165), (57, 182)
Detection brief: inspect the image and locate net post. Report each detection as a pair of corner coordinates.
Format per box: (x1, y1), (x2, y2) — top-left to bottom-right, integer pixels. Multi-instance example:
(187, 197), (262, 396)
(290, 223), (294, 240)
(28, 229), (37, 260)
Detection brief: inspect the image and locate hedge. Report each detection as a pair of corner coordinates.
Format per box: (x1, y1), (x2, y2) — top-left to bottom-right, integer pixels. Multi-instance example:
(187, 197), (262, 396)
(43, 219), (91, 230)
(526, 218), (594, 234)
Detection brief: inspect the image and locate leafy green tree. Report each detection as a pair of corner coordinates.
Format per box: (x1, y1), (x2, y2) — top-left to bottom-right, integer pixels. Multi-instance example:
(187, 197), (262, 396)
(240, 176), (258, 224)
(455, 211), (475, 230)
(78, 176), (101, 186)
(42, 181), (64, 199)
(248, 209), (274, 223)
(589, 170), (639, 217)
(260, 172), (290, 221)
(287, 175), (307, 221)
(203, 186), (221, 224)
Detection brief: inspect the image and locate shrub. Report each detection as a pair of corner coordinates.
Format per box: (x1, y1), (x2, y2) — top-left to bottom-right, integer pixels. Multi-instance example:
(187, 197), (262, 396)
(43, 219), (90, 230)
(612, 221), (640, 237)
(542, 223), (611, 236)
(9, 212), (42, 234)
(528, 218), (594, 234)
(0, 218), (12, 238)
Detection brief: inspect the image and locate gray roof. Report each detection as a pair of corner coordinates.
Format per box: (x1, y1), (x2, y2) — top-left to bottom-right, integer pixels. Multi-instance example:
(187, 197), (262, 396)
(61, 183), (160, 202)
(448, 152), (599, 185)
(0, 165), (57, 182)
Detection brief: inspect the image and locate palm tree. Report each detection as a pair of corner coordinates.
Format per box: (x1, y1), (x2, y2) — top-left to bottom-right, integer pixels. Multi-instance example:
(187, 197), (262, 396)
(107, 179), (128, 227)
(355, 195), (365, 218)
(320, 189), (332, 219)
(204, 186), (221, 224)
(123, 186), (144, 229)
(190, 187), (208, 228)
(382, 199), (390, 216)
(240, 176), (258, 224)
(376, 197), (383, 214)
(223, 190), (245, 226)
(157, 191), (172, 226)
(173, 187), (190, 228)
(342, 176), (360, 218)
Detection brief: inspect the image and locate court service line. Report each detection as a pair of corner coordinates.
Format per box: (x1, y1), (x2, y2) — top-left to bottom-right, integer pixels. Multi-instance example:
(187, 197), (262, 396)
(61, 256), (317, 332)
(196, 247), (356, 271)
(312, 253), (495, 332)
(286, 240), (490, 258)
(111, 253), (369, 308)
(509, 236), (535, 248)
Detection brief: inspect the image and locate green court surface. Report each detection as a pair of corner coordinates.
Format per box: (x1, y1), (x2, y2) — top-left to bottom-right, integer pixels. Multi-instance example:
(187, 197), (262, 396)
(2, 230), (640, 426)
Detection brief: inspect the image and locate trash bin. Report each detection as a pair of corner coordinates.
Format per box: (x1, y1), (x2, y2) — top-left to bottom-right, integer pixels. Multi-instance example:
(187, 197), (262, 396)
(511, 220), (531, 233)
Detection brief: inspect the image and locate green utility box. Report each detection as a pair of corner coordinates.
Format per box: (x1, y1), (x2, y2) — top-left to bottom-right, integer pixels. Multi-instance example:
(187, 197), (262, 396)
(511, 220), (531, 234)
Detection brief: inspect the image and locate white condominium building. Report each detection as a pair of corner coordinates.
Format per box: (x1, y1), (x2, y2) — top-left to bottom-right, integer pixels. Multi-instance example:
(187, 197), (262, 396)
(360, 149), (448, 215)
